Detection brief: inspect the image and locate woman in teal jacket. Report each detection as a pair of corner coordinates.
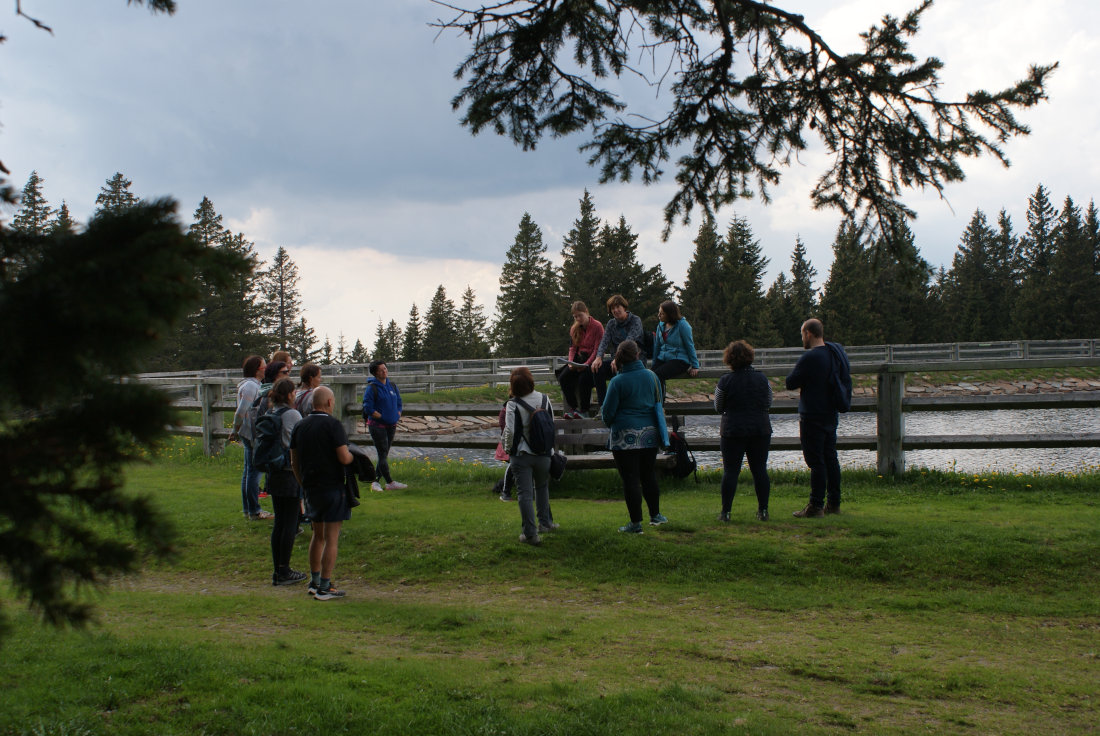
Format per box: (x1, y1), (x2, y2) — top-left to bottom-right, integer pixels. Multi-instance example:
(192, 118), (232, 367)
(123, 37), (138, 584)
(651, 300), (699, 400)
(602, 340), (668, 533)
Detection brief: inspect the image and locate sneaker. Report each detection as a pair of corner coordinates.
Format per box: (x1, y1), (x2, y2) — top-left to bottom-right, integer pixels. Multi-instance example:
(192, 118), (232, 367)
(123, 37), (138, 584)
(718, 511), (731, 522)
(307, 581), (319, 596)
(499, 492), (514, 502)
(793, 504), (825, 518)
(385, 481), (408, 490)
(314, 585), (346, 600)
(258, 491), (269, 499)
(755, 509), (770, 521)
(273, 569), (307, 586)
(618, 521), (644, 534)
(571, 410), (584, 420)
(563, 410), (575, 420)
(249, 510), (274, 520)
(370, 481), (384, 492)
(823, 503), (841, 515)
(538, 521), (560, 533)
(649, 513), (669, 526)
(519, 533), (542, 546)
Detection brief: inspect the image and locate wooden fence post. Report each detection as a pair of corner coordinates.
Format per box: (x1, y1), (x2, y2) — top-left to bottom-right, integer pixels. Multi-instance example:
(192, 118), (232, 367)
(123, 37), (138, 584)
(200, 380), (224, 457)
(335, 381), (357, 437)
(877, 369), (905, 476)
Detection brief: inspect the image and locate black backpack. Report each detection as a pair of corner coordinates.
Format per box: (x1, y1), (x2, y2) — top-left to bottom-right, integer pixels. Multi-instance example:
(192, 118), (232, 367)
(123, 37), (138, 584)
(252, 406), (291, 473)
(641, 329), (656, 361)
(826, 342), (853, 413)
(667, 428), (698, 481)
(510, 395), (555, 456)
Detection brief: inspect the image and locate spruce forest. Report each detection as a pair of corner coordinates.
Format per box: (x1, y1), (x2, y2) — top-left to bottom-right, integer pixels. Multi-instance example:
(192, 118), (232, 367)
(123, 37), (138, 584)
(9, 172), (1098, 370)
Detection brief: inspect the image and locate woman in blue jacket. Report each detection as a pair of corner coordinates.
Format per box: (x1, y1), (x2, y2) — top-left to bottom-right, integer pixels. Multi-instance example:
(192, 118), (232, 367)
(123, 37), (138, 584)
(361, 360), (407, 491)
(651, 300), (699, 400)
(602, 340), (668, 533)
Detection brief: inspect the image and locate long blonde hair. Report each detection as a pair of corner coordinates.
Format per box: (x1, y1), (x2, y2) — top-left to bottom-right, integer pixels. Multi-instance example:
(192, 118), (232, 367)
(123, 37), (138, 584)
(569, 300), (589, 346)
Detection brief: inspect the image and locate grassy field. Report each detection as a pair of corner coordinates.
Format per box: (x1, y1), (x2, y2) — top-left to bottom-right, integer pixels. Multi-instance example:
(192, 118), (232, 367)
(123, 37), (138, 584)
(1, 444), (1098, 735)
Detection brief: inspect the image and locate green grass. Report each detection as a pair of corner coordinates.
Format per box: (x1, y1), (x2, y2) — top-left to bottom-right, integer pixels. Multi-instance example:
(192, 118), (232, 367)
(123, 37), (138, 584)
(2, 450), (1098, 735)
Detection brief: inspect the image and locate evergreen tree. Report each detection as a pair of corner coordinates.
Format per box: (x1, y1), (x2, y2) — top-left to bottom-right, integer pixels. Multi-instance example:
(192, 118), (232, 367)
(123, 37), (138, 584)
(679, 217), (724, 349)
(493, 212), (563, 357)
(559, 189), (603, 312)
(49, 201), (78, 236)
(349, 338), (369, 364)
(188, 196), (224, 248)
(94, 172), (139, 215)
(336, 333), (349, 364)
(868, 221), (934, 344)
(788, 237), (819, 324)
(1085, 201), (1100, 278)
(718, 215), (779, 347)
(320, 336), (334, 365)
(259, 246), (303, 349)
(5, 171), (55, 278)
(400, 304), (424, 362)
(820, 222), (876, 346)
(422, 285), (460, 361)
(599, 215), (672, 326)
(1049, 196), (1100, 337)
(1013, 184), (1060, 338)
(289, 317), (318, 365)
(942, 210), (1001, 341)
(10, 171), (55, 236)
(989, 210), (1020, 339)
(454, 286), (491, 359)
(767, 237), (819, 346)
(372, 319), (400, 363)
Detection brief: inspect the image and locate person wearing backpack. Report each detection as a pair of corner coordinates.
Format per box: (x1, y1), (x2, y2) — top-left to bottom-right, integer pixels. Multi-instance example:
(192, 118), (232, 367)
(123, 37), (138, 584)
(785, 318), (850, 518)
(502, 367), (558, 546)
(602, 339), (668, 533)
(362, 360), (407, 492)
(257, 378), (308, 586)
(229, 355), (271, 520)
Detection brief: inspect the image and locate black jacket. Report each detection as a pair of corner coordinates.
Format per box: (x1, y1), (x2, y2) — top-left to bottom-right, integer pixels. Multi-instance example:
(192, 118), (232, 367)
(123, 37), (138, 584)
(714, 367), (772, 437)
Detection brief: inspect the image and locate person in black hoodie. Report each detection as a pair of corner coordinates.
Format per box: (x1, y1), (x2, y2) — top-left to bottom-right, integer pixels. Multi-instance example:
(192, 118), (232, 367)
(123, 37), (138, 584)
(713, 340), (772, 521)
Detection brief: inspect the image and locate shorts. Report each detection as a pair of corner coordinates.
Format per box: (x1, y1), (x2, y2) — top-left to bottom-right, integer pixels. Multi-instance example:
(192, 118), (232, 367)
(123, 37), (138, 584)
(304, 485), (351, 523)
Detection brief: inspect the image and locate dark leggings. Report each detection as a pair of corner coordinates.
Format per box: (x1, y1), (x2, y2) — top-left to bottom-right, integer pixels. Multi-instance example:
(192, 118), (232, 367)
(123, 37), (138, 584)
(651, 359), (689, 401)
(558, 367), (595, 412)
(271, 494), (300, 572)
(369, 423), (397, 483)
(720, 434), (771, 513)
(612, 447), (660, 523)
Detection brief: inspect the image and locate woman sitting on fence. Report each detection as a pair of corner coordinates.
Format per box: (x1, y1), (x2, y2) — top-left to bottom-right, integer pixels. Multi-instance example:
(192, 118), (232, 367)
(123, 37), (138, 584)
(651, 300), (700, 400)
(558, 300), (604, 419)
(602, 339), (667, 533)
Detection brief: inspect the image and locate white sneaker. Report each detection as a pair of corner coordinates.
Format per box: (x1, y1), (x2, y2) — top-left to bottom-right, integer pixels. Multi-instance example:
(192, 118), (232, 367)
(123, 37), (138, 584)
(370, 481), (384, 492)
(385, 481), (407, 490)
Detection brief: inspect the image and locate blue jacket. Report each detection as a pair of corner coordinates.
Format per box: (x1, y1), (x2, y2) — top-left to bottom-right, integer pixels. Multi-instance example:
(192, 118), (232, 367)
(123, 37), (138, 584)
(602, 359), (663, 433)
(653, 318), (700, 369)
(362, 377), (402, 426)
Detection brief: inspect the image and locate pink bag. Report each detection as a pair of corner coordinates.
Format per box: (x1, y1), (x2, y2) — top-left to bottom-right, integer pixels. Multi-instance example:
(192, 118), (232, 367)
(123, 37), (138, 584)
(494, 441), (509, 462)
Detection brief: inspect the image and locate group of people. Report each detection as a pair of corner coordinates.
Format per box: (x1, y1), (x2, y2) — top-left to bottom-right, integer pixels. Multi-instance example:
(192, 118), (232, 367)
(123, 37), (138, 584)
(229, 354), (410, 600)
(229, 313), (849, 587)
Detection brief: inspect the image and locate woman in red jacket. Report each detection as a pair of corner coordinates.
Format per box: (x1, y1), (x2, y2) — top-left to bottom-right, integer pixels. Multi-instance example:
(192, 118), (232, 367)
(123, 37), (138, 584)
(557, 301), (604, 419)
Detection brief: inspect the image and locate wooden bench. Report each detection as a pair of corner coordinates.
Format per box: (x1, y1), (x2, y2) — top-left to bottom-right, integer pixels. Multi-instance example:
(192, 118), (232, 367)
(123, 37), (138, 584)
(554, 416), (679, 471)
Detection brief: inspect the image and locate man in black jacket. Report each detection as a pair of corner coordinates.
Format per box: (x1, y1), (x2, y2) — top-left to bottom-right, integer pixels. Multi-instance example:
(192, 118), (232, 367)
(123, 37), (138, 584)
(785, 319), (845, 518)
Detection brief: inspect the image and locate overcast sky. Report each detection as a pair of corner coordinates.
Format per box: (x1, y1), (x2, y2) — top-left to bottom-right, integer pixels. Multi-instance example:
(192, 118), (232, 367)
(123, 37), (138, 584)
(3, 1), (1098, 350)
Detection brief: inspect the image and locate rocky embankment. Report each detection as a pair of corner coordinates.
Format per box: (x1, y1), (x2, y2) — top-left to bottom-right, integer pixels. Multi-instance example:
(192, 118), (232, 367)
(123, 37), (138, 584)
(379, 376), (1100, 436)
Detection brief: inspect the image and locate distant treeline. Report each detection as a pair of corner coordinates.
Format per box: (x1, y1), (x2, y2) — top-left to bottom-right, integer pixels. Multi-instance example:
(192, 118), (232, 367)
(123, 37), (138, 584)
(7, 173), (1097, 369)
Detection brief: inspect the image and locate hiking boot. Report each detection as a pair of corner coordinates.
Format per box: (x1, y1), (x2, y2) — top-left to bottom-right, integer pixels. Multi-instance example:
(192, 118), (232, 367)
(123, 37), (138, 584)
(823, 503), (841, 515)
(314, 585), (346, 600)
(370, 481), (384, 492)
(539, 521), (560, 533)
(755, 509), (769, 521)
(519, 533), (542, 546)
(273, 569), (307, 586)
(618, 521), (644, 534)
(649, 513), (669, 526)
(385, 481), (408, 490)
(792, 503), (824, 518)
(718, 511), (731, 522)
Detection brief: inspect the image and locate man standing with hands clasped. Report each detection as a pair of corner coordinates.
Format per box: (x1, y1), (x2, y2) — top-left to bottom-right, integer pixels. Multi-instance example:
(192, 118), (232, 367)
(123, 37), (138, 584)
(785, 318), (851, 518)
(290, 386), (354, 600)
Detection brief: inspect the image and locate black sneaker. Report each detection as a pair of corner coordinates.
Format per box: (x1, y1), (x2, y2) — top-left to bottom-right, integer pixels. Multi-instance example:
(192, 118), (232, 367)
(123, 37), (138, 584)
(273, 569), (307, 586)
(755, 509), (769, 521)
(314, 585), (346, 600)
(718, 511), (731, 522)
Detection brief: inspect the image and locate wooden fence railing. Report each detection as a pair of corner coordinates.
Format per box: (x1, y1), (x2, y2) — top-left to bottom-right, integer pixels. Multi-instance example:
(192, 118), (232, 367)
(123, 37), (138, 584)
(138, 339), (1100, 475)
